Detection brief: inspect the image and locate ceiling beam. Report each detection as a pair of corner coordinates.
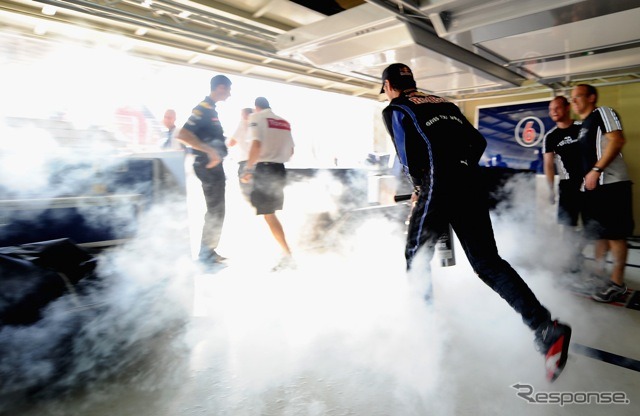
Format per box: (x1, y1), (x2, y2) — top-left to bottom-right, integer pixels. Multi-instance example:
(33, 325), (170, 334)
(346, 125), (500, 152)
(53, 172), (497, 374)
(154, 0), (297, 32)
(365, 0), (529, 87)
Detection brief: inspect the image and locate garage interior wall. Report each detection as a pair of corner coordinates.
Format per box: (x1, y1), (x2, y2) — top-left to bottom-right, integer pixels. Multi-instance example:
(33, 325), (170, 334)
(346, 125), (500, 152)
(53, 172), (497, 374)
(459, 84), (640, 236)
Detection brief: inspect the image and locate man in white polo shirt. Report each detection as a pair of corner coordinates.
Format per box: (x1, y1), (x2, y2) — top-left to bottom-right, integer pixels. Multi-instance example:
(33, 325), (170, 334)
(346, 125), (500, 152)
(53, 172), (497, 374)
(241, 97), (295, 271)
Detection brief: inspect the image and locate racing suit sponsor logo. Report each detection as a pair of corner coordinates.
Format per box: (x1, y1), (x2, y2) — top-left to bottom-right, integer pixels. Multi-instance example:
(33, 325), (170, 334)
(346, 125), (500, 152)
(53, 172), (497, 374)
(424, 114), (463, 127)
(409, 95), (449, 105)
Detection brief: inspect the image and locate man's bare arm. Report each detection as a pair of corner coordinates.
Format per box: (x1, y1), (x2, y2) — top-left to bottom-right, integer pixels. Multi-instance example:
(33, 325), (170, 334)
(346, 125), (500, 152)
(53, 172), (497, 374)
(543, 152), (556, 203)
(584, 130), (625, 190)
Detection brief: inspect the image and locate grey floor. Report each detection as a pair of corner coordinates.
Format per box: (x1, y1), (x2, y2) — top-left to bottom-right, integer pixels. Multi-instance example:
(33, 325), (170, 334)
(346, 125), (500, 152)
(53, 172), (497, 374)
(3, 170), (639, 416)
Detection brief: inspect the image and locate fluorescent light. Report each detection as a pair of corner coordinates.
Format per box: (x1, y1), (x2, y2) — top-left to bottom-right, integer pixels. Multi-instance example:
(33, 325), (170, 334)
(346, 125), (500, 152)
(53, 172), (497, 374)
(42, 5), (56, 16)
(135, 28), (148, 36)
(34, 24), (48, 35)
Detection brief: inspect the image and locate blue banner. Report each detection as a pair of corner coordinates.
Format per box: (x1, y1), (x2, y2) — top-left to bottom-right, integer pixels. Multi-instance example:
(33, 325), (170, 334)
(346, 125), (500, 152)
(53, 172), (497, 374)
(477, 100), (555, 172)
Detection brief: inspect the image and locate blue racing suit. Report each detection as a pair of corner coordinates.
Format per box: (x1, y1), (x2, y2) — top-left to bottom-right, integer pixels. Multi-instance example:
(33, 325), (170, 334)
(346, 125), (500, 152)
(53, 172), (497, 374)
(382, 89), (550, 330)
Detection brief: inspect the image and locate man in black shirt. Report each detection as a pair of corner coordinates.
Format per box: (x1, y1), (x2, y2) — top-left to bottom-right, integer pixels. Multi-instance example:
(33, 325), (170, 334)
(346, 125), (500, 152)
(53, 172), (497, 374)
(542, 96), (584, 272)
(178, 75), (231, 266)
(571, 83), (634, 302)
(380, 63), (571, 382)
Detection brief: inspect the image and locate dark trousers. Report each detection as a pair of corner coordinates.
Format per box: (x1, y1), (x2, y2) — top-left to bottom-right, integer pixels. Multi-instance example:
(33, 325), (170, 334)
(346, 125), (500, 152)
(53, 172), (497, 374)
(193, 160), (226, 257)
(558, 179), (583, 227)
(407, 165), (550, 331)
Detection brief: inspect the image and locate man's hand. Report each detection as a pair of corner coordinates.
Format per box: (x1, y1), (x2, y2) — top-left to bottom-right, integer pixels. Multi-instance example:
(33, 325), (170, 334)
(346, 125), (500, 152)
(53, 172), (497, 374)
(205, 149), (221, 168)
(584, 170), (600, 190)
(240, 166), (254, 183)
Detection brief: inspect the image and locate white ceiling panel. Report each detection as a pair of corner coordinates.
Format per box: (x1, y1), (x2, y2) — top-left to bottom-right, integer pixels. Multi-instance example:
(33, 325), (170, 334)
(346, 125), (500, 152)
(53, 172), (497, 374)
(526, 49), (640, 79)
(280, 22), (415, 68)
(275, 3), (527, 95)
(327, 43), (507, 93)
(195, 0), (326, 27)
(480, 8), (640, 61)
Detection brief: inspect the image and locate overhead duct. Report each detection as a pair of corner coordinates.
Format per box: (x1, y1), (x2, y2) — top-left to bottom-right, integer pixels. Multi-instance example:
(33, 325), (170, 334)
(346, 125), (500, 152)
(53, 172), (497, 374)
(274, 2), (529, 94)
(275, 4), (402, 66)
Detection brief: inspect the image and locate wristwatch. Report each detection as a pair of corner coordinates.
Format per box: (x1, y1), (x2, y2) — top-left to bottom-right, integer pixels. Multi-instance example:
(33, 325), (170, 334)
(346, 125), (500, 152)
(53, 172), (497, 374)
(591, 166), (603, 173)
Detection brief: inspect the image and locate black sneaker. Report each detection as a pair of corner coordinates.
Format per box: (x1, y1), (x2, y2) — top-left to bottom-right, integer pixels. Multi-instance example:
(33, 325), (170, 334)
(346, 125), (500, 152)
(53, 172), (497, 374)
(534, 320), (572, 382)
(211, 251), (227, 262)
(197, 251), (227, 273)
(592, 281), (627, 303)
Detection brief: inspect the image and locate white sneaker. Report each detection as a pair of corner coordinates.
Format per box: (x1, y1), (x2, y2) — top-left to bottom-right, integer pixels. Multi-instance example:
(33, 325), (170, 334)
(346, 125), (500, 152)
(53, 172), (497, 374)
(271, 255), (296, 272)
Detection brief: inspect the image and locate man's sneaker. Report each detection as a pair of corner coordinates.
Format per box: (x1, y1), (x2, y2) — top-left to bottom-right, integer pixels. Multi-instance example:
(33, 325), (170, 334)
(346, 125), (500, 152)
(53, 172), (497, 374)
(592, 281), (627, 303)
(199, 250), (227, 264)
(211, 251), (227, 262)
(197, 250), (228, 273)
(534, 320), (572, 382)
(271, 255), (296, 272)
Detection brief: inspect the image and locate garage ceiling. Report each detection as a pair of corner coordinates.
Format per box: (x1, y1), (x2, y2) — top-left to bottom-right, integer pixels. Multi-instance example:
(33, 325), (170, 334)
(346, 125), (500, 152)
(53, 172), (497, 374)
(2, 0), (640, 101)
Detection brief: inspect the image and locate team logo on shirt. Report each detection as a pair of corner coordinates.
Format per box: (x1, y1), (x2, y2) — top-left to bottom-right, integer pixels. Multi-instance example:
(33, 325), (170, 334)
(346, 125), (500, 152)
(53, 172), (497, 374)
(514, 116), (545, 147)
(557, 136), (579, 147)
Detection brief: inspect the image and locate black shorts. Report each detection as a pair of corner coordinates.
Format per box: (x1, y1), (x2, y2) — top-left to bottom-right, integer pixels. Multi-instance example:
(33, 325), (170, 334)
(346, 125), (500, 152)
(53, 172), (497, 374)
(250, 162), (286, 215)
(237, 160), (252, 201)
(582, 181), (634, 240)
(557, 179), (583, 226)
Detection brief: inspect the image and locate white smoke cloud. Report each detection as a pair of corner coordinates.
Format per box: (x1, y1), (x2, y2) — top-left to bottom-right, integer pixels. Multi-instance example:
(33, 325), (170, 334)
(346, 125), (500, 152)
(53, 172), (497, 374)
(1, 166), (630, 416)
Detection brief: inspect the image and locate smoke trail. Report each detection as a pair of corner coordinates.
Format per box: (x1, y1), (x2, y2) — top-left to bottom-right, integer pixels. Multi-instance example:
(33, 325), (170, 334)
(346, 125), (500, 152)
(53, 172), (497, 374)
(0, 127), (196, 410)
(0, 192), (195, 412)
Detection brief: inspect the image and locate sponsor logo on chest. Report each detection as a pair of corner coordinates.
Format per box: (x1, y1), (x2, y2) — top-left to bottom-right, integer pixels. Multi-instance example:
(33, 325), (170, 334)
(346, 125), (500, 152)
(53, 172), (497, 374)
(557, 136), (579, 147)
